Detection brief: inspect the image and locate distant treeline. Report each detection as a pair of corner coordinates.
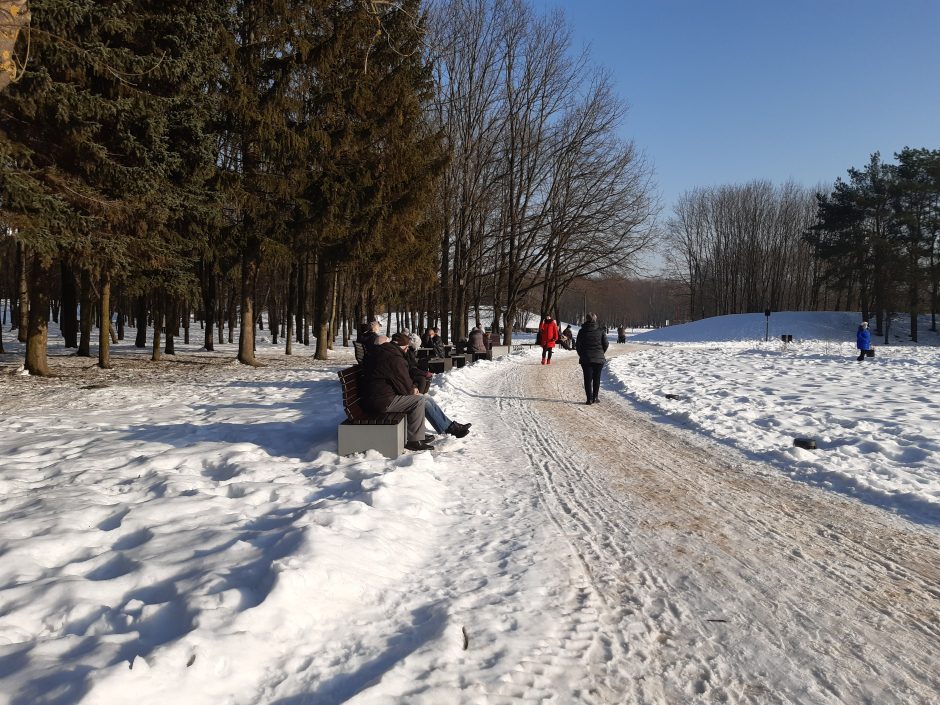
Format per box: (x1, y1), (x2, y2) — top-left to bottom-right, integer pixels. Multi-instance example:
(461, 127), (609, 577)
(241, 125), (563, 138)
(0, 0), (657, 375)
(664, 149), (940, 342)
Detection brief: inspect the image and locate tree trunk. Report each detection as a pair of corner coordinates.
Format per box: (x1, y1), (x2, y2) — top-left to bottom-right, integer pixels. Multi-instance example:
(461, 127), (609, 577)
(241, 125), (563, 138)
(60, 259), (78, 347)
(77, 268), (93, 356)
(98, 268), (111, 369)
(269, 291), (279, 346)
(314, 256), (332, 360)
(237, 236), (261, 365)
(164, 296), (176, 355)
(17, 241), (28, 342)
(25, 256), (51, 376)
(151, 295), (163, 362)
(202, 265), (216, 351)
(285, 258), (296, 355)
(134, 295), (147, 348)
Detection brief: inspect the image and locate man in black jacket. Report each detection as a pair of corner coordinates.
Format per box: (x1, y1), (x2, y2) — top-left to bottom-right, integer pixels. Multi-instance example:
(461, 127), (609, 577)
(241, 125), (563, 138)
(363, 333), (471, 451)
(421, 327), (446, 358)
(575, 312), (609, 405)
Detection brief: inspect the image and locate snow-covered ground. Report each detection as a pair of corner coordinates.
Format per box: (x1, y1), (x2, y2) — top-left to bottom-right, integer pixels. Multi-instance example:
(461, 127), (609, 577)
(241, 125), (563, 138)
(618, 311), (940, 524)
(0, 312), (937, 704)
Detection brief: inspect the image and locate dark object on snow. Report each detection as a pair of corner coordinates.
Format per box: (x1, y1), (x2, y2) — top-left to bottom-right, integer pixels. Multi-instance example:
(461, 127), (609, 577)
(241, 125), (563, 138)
(462, 626), (469, 650)
(793, 438), (817, 450)
(664, 393), (682, 400)
(780, 334), (793, 343)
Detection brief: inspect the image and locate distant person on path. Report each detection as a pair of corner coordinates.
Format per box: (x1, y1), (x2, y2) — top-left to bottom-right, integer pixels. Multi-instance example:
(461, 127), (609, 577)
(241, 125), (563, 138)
(617, 325), (626, 344)
(538, 315), (559, 365)
(363, 332), (471, 451)
(856, 321), (873, 361)
(576, 312), (608, 404)
(560, 324), (574, 350)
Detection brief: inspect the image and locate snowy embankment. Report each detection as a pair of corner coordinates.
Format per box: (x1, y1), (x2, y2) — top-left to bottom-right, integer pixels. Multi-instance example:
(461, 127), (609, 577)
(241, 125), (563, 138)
(612, 311), (940, 522)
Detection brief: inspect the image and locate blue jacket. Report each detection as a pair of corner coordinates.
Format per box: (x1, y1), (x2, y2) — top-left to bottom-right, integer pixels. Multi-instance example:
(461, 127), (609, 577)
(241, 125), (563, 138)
(857, 327), (871, 350)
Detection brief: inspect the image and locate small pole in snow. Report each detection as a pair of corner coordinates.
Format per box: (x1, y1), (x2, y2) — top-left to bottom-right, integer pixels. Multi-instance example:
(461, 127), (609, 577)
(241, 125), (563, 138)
(764, 308), (771, 342)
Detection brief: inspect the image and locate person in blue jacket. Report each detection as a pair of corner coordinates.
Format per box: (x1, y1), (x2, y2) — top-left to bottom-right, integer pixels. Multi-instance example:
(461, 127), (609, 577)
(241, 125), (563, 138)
(856, 321), (872, 361)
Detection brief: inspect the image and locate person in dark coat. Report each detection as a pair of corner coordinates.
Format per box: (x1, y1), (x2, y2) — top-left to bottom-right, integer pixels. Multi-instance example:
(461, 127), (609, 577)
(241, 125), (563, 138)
(357, 320), (382, 348)
(560, 325), (574, 350)
(363, 333), (471, 451)
(575, 312), (608, 404)
(856, 321), (872, 361)
(398, 329), (433, 393)
(421, 327), (446, 358)
(467, 326), (487, 353)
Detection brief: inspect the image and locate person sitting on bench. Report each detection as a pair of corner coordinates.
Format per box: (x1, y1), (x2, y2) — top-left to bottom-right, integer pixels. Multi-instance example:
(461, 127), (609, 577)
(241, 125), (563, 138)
(467, 326), (487, 353)
(421, 327), (446, 358)
(357, 320), (382, 351)
(363, 332), (471, 451)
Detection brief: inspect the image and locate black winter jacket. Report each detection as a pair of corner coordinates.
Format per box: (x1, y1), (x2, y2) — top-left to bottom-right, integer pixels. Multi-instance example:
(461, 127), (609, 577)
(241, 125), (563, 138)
(421, 333), (445, 357)
(575, 321), (608, 365)
(363, 342), (414, 412)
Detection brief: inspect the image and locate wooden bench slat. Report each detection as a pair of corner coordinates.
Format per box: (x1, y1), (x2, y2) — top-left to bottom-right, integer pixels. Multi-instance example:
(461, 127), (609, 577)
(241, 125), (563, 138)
(338, 365), (403, 426)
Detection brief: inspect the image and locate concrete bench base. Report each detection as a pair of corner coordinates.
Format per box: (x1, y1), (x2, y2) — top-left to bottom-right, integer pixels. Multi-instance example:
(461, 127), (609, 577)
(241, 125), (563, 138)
(450, 355), (467, 368)
(489, 345), (510, 359)
(338, 418), (405, 458)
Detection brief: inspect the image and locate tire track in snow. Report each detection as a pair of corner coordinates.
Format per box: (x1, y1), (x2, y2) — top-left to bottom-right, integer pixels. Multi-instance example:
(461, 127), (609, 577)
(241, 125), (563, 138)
(487, 355), (725, 704)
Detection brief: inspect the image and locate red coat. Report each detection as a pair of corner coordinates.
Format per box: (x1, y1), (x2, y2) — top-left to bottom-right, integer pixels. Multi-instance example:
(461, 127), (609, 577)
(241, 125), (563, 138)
(538, 319), (559, 349)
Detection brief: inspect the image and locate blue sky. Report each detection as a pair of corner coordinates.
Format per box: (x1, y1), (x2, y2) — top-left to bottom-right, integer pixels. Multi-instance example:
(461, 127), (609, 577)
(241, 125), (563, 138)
(537, 0), (940, 216)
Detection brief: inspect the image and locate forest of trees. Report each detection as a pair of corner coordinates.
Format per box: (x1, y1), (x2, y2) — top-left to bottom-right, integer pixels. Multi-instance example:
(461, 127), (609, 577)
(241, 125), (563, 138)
(3, 2), (937, 378)
(0, 0), (658, 375)
(663, 149), (940, 343)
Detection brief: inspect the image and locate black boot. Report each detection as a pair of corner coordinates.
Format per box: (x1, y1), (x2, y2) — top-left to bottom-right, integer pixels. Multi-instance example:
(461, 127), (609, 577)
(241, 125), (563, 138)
(446, 421), (470, 438)
(405, 440), (434, 451)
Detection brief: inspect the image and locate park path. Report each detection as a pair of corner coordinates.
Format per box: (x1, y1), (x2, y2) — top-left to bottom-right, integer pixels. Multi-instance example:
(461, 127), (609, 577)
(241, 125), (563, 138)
(446, 343), (940, 704)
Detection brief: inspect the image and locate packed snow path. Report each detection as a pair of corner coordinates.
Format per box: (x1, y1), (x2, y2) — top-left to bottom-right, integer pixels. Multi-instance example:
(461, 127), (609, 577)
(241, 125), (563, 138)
(439, 346), (940, 704)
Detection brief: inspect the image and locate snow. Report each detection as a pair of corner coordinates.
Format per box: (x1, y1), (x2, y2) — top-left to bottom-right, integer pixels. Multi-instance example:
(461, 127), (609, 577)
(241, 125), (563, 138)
(616, 311), (940, 523)
(0, 312), (938, 704)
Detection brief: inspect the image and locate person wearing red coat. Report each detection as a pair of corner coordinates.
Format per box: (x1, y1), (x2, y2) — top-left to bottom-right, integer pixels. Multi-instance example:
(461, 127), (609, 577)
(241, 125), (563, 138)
(538, 315), (559, 365)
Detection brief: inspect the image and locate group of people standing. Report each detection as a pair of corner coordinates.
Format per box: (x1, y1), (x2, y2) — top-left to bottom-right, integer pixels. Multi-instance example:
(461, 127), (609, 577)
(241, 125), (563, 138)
(538, 312), (609, 405)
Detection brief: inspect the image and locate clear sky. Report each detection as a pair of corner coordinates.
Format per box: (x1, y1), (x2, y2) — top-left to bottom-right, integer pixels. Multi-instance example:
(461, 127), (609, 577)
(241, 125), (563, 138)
(537, 0), (940, 216)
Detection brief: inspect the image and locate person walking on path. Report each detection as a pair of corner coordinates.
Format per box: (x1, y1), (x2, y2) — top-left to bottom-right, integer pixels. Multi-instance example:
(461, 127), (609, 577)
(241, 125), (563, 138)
(856, 321), (873, 361)
(538, 315), (559, 365)
(576, 312), (608, 404)
(363, 333), (471, 451)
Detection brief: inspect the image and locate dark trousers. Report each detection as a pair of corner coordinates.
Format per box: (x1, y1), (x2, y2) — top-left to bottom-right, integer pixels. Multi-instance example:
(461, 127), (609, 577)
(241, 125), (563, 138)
(541, 347), (554, 361)
(857, 348), (874, 361)
(581, 362), (604, 401)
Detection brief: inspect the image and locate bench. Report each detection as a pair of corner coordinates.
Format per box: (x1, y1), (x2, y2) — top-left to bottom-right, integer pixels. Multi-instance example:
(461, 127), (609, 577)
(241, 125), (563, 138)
(418, 356), (452, 373)
(337, 365), (406, 458)
(489, 344), (510, 359)
(354, 341), (366, 364)
(449, 354), (467, 368)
